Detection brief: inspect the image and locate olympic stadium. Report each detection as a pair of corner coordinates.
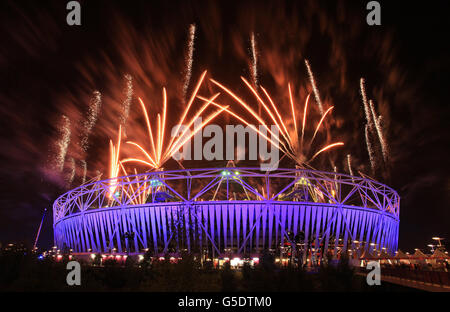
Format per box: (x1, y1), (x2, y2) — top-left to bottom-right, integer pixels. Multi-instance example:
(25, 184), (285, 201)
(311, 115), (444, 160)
(53, 167), (399, 262)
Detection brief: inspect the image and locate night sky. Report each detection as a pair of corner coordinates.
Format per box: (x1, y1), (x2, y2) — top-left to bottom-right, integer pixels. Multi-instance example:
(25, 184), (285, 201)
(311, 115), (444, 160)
(0, 0), (449, 253)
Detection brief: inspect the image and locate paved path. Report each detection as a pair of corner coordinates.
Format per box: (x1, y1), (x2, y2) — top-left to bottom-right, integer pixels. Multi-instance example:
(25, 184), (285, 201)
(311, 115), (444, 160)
(357, 272), (450, 292)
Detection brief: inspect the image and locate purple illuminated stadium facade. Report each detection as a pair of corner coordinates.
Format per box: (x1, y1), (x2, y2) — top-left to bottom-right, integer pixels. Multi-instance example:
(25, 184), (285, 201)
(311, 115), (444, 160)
(53, 168), (399, 259)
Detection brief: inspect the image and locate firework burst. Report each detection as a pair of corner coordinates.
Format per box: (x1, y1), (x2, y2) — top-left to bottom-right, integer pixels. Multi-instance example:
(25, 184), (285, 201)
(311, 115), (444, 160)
(120, 71), (229, 171)
(108, 125), (122, 197)
(201, 75), (344, 167)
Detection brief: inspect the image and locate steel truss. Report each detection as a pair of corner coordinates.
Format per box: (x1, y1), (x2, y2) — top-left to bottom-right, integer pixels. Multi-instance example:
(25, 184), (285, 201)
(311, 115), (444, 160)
(53, 168), (400, 256)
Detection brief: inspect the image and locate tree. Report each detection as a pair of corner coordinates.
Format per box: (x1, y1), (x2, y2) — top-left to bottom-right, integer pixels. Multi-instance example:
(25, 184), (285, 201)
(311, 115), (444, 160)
(221, 262), (237, 291)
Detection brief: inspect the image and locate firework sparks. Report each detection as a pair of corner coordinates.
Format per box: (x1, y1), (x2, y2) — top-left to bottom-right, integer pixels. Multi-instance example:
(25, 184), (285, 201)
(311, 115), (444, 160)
(81, 91), (102, 152)
(360, 78), (389, 164)
(369, 99), (388, 162)
(360, 78), (374, 133)
(364, 124), (375, 172)
(347, 154), (354, 176)
(80, 159), (87, 184)
(309, 142), (345, 162)
(65, 156), (75, 186)
(116, 164), (151, 206)
(121, 72), (229, 170)
(260, 86), (290, 143)
(209, 77), (344, 166)
(197, 95), (284, 151)
(288, 83), (298, 141)
(183, 24), (196, 102)
(108, 125), (122, 197)
(209, 78), (290, 153)
(250, 32), (258, 88)
(55, 115), (71, 172)
(368, 98), (377, 128)
(120, 74), (133, 134)
(305, 59), (324, 115)
(301, 94), (310, 149)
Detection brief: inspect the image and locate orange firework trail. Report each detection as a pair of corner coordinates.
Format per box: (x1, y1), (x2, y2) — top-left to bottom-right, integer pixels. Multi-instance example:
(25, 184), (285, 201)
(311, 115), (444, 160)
(196, 95), (284, 151)
(309, 142), (344, 162)
(120, 71), (229, 170)
(81, 91), (102, 152)
(208, 76), (344, 166)
(208, 78), (291, 152)
(108, 125), (122, 197)
(288, 83), (298, 140)
(120, 74), (133, 134)
(369, 99), (388, 162)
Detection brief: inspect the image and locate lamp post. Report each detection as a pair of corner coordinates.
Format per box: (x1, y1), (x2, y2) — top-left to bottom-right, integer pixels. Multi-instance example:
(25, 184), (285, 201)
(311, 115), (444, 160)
(432, 237), (444, 247)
